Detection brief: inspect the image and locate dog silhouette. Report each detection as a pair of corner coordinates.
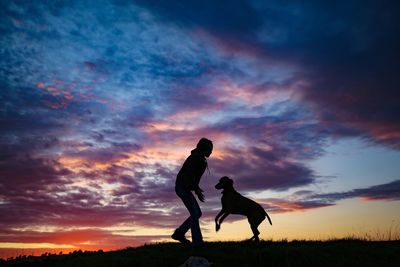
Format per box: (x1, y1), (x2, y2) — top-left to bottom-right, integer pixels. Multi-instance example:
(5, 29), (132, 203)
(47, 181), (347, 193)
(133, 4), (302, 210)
(215, 176), (272, 241)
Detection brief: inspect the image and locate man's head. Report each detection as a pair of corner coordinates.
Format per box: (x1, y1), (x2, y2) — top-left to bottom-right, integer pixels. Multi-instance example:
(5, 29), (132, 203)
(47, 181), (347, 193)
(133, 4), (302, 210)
(196, 137), (213, 158)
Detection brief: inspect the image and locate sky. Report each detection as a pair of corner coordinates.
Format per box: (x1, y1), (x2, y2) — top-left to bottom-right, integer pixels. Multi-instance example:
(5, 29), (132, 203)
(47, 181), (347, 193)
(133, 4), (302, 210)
(1, 0), (400, 259)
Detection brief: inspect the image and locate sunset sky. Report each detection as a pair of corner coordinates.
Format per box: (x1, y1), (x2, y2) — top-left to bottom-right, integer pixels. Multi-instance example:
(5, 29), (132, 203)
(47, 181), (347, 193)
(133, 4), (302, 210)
(1, 0), (400, 259)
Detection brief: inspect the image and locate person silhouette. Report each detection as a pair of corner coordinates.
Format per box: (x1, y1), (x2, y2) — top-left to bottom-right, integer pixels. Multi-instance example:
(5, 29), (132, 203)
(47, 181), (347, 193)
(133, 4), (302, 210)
(172, 138), (213, 247)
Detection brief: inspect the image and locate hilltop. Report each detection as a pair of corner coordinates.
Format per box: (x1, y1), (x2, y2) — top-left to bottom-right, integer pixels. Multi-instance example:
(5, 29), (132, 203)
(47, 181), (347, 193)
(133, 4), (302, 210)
(2, 240), (400, 266)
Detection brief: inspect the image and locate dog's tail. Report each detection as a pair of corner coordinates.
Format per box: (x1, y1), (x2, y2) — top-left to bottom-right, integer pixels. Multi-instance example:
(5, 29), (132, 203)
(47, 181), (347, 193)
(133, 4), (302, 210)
(264, 210), (272, 225)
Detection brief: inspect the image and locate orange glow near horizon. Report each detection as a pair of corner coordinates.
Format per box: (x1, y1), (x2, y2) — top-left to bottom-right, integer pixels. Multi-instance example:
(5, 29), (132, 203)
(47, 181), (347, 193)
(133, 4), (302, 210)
(1, 199), (399, 260)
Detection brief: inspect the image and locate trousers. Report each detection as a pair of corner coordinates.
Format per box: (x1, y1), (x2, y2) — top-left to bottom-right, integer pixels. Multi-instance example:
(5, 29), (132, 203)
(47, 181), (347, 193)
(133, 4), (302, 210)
(174, 185), (203, 244)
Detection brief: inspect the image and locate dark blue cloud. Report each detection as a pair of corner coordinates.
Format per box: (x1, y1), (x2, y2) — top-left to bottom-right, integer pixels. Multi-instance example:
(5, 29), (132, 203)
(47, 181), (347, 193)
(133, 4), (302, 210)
(210, 147), (315, 192)
(132, 0), (262, 37)
(277, 180), (400, 213)
(134, 0), (400, 148)
(64, 141), (141, 163)
(260, 1), (400, 148)
(256, 180), (400, 214)
(313, 180), (400, 202)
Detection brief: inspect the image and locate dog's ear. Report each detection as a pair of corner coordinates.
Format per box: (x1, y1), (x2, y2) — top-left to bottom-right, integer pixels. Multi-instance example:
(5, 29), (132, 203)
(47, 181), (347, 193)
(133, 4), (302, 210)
(221, 176), (234, 186)
(219, 176), (235, 187)
(220, 176), (229, 182)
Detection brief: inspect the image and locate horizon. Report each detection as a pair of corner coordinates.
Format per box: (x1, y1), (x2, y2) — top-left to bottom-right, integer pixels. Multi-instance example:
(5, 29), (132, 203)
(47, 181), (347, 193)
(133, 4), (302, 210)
(2, 234), (400, 260)
(1, 0), (400, 260)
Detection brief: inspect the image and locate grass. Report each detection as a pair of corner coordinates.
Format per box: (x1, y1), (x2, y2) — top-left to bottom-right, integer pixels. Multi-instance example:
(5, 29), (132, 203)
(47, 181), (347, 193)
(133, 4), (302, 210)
(1, 239), (400, 267)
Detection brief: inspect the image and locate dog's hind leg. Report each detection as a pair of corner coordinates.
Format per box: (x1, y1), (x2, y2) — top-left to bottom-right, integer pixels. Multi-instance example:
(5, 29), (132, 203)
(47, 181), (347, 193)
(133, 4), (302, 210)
(249, 217), (264, 242)
(250, 224), (260, 242)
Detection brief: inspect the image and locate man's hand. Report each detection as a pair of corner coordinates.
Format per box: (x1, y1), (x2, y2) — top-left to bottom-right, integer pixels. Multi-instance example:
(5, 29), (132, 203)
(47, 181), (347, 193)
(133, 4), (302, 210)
(195, 188), (205, 202)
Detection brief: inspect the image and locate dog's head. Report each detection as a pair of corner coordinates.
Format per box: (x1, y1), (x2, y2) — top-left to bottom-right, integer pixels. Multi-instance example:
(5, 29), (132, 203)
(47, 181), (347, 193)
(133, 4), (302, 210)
(215, 176), (234, 190)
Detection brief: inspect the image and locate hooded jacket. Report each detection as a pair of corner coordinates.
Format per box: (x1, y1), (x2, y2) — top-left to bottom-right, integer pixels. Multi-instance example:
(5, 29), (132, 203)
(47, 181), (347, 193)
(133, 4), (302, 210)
(175, 148), (208, 191)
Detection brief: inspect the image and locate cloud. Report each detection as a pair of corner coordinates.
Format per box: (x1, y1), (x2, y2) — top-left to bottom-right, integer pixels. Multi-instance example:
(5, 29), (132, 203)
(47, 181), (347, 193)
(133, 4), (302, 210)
(0, 228), (168, 253)
(0, 156), (71, 194)
(255, 180), (400, 215)
(258, 198), (334, 213)
(250, 180), (400, 214)
(210, 147), (314, 192)
(132, 0), (262, 38)
(63, 141), (142, 164)
(312, 180), (400, 202)
(134, 0), (400, 148)
(1, 0), (399, 255)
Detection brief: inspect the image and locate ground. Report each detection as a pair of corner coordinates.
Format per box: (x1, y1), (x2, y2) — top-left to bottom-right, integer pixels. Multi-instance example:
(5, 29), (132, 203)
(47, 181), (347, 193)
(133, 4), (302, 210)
(2, 240), (400, 266)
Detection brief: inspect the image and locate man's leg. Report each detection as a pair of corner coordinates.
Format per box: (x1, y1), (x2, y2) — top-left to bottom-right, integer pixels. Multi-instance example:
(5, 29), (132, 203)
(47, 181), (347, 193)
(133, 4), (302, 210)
(188, 193), (203, 245)
(175, 216), (191, 235)
(174, 187), (203, 245)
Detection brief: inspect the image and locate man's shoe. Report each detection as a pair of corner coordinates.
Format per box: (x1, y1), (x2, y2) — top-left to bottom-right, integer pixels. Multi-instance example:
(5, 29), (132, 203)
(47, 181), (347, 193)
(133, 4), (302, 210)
(171, 231), (191, 244)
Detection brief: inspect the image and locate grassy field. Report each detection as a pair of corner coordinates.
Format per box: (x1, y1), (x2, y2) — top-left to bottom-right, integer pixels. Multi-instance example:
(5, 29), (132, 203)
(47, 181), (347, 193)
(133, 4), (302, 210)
(1, 240), (400, 267)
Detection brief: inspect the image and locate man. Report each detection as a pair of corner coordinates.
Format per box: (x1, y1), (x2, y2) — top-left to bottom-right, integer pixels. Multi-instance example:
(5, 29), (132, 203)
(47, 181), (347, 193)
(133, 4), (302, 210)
(172, 138), (213, 246)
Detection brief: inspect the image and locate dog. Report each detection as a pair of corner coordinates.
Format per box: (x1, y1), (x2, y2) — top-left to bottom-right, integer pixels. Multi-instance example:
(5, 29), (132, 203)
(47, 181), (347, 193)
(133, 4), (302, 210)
(215, 176), (272, 242)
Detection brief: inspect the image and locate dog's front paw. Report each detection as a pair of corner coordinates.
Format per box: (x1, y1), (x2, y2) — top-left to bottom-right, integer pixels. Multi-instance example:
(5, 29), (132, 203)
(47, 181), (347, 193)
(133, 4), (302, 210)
(216, 224), (220, 232)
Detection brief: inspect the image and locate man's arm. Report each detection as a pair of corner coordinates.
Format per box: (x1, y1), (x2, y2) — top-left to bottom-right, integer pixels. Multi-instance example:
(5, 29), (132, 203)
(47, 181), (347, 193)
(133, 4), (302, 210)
(195, 187), (205, 202)
(192, 157), (207, 201)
